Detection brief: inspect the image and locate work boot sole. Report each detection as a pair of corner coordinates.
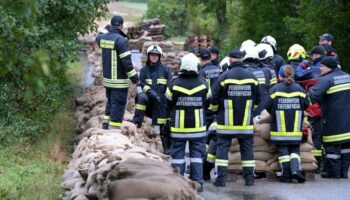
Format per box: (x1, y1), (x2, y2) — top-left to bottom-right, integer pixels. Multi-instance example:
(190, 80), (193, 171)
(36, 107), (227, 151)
(292, 174), (306, 183)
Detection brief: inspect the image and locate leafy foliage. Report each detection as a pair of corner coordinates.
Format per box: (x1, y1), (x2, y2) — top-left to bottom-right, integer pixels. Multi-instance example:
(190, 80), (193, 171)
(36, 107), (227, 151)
(0, 0), (108, 144)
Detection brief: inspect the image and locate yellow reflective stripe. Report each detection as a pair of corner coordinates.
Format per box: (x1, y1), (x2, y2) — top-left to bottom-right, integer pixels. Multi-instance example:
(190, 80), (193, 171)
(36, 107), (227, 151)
(109, 121), (122, 127)
(206, 79), (211, 87)
(103, 82), (129, 88)
(271, 92), (306, 99)
(290, 153), (300, 160)
(207, 88), (212, 99)
(270, 132), (302, 136)
(207, 153), (216, 160)
(294, 111), (299, 132)
(135, 104), (146, 111)
(111, 50), (117, 79)
(215, 159), (228, 166)
(242, 160), (256, 167)
(173, 84), (207, 95)
(180, 110), (185, 129)
(104, 115), (111, 120)
(157, 78), (167, 84)
(127, 69), (137, 77)
(195, 109), (200, 128)
(323, 132), (350, 143)
(278, 155), (290, 163)
(220, 78), (258, 86)
(145, 79), (152, 84)
(165, 87), (173, 100)
(280, 110), (286, 132)
(243, 100), (251, 126)
(100, 39), (115, 49)
(209, 104), (218, 111)
(270, 78), (277, 85)
(103, 78), (130, 83)
(254, 104), (258, 109)
(170, 126), (206, 133)
(326, 83), (350, 94)
(228, 100), (234, 126)
(119, 50), (131, 58)
(217, 125), (254, 130)
(143, 85), (151, 93)
(311, 149), (322, 157)
(258, 78), (266, 84)
(157, 118), (168, 124)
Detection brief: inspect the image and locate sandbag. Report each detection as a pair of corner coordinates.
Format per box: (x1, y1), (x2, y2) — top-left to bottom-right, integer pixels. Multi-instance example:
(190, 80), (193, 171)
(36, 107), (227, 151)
(268, 161), (281, 171)
(300, 152), (317, 163)
(228, 164), (242, 171)
(301, 162), (318, 171)
(267, 156), (278, 165)
(257, 123), (271, 140)
(253, 144), (276, 153)
(253, 136), (268, 147)
(229, 144), (240, 153)
(254, 152), (274, 161)
(256, 160), (268, 172)
(300, 143), (314, 152)
(229, 152), (241, 163)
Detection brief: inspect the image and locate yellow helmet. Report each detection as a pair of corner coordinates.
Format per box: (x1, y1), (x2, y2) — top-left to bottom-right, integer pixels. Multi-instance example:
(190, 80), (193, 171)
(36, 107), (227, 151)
(287, 44), (307, 60)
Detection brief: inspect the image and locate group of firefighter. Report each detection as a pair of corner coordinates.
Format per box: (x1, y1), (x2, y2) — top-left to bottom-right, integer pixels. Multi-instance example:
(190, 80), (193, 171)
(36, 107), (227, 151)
(96, 16), (350, 192)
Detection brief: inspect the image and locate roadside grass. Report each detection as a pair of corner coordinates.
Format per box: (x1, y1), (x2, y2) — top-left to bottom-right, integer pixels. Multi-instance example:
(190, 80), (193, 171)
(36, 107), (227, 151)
(0, 61), (82, 200)
(118, 1), (148, 12)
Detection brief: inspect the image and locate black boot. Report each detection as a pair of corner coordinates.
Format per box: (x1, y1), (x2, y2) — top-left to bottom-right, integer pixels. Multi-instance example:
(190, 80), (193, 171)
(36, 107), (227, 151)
(127, 119), (142, 128)
(102, 122), (109, 130)
(291, 171), (306, 183)
(213, 178), (226, 187)
(197, 183), (204, 192)
(203, 161), (214, 180)
(244, 177), (254, 186)
(279, 162), (292, 183)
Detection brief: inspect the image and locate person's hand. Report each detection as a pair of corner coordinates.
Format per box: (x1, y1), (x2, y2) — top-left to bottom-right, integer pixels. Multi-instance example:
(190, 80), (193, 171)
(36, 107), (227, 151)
(147, 89), (161, 103)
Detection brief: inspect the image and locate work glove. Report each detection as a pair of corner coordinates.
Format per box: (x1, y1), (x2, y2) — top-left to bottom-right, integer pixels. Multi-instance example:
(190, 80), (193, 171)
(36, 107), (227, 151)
(129, 74), (139, 85)
(299, 60), (309, 70)
(147, 89), (161, 103)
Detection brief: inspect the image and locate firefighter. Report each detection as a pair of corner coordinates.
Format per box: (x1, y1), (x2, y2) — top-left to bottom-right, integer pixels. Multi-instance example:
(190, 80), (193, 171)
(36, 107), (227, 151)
(166, 53), (211, 192)
(308, 56), (350, 179)
(130, 44), (173, 154)
(208, 46), (220, 67)
(241, 43), (269, 116)
(198, 49), (221, 180)
(286, 44), (307, 72)
(96, 15), (139, 129)
(260, 35), (286, 74)
(211, 49), (261, 187)
(220, 56), (230, 72)
(256, 43), (278, 88)
(265, 65), (309, 183)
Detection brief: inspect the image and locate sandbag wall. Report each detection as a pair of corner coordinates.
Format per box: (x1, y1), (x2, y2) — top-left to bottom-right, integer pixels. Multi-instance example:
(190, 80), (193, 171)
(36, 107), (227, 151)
(61, 36), (203, 200)
(228, 118), (318, 173)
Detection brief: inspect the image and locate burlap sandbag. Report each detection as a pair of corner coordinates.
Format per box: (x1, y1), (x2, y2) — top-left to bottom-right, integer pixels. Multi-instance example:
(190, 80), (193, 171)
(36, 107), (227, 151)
(301, 162), (318, 171)
(301, 152), (317, 163)
(268, 161), (281, 171)
(231, 138), (238, 145)
(254, 152), (274, 161)
(229, 144), (240, 153)
(256, 160), (268, 172)
(228, 164), (242, 171)
(267, 156), (278, 165)
(253, 144), (276, 153)
(253, 136), (268, 147)
(307, 128), (314, 145)
(229, 152), (241, 163)
(300, 143), (314, 152)
(257, 123), (271, 140)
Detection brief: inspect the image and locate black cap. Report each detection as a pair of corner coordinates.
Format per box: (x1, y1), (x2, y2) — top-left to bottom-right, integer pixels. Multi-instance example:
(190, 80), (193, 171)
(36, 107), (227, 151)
(308, 45), (327, 55)
(229, 49), (244, 58)
(321, 56), (338, 69)
(319, 33), (334, 41)
(111, 15), (124, 26)
(199, 49), (211, 60)
(208, 46), (219, 55)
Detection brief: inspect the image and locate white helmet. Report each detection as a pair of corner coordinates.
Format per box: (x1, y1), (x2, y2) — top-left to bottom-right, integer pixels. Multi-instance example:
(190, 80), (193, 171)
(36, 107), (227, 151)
(261, 35), (277, 51)
(179, 53), (199, 74)
(240, 44), (259, 60)
(240, 39), (256, 49)
(256, 43), (274, 60)
(147, 44), (163, 56)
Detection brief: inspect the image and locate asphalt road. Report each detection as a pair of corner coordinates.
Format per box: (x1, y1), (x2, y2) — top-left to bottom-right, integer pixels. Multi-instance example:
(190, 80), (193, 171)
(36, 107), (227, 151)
(201, 172), (350, 200)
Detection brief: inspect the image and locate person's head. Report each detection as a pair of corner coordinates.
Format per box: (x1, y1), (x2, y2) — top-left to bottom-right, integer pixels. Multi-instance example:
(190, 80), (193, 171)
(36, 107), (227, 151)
(228, 49), (244, 64)
(256, 43), (274, 61)
(287, 44), (307, 61)
(279, 65), (294, 85)
(307, 45), (326, 60)
(179, 53), (200, 75)
(240, 44), (259, 62)
(199, 49), (211, 64)
(146, 44), (163, 65)
(319, 33), (333, 45)
(320, 56), (338, 75)
(261, 35), (277, 52)
(111, 15), (124, 29)
(208, 46), (219, 61)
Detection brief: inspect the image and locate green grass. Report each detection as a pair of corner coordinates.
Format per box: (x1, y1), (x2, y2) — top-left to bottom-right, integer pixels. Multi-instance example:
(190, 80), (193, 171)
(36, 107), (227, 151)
(0, 60), (82, 200)
(118, 1), (148, 12)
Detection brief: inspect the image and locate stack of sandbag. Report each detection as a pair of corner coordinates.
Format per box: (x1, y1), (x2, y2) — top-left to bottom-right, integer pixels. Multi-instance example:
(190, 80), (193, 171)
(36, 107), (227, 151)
(62, 127), (202, 200)
(229, 110), (318, 173)
(184, 35), (213, 52)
